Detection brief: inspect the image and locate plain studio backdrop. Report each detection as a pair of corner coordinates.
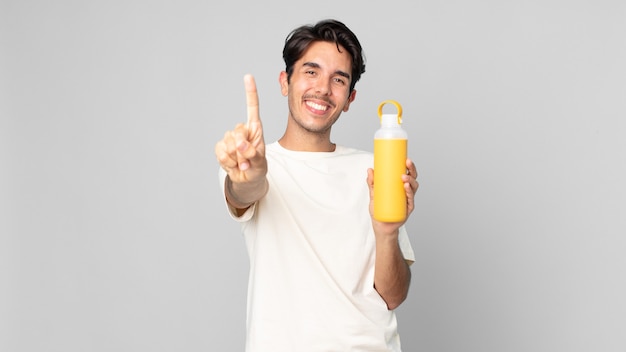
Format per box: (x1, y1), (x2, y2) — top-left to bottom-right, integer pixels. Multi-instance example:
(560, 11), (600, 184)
(1, 0), (625, 351)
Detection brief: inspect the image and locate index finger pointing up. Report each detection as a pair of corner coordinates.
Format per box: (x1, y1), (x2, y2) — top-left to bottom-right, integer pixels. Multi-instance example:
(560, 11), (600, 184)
(244, 74), (260, 127)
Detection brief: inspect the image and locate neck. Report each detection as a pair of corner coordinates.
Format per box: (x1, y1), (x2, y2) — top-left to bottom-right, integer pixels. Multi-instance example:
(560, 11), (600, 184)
(278, 115), (339, 152)
(278, 134), (336, 152)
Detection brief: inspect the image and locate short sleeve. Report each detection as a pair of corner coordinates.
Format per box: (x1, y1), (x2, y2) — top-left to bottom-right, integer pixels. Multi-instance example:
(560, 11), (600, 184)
(398, 225), (415, 265)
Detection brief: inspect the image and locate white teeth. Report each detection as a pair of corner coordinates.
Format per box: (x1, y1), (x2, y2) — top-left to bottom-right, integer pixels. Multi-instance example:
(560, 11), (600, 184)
(306, 101), (328, 111)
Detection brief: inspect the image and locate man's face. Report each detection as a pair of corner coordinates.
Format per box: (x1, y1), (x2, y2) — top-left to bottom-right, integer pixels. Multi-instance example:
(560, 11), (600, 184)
(280, 41), (356, 135)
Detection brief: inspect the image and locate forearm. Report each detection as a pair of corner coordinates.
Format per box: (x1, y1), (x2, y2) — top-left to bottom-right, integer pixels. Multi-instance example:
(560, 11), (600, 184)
(373, 231), (411, 310)
(224, 175), (269, 210)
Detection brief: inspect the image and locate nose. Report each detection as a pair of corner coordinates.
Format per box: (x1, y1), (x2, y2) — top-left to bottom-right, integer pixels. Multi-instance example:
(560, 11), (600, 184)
(314, 77), (331, 96)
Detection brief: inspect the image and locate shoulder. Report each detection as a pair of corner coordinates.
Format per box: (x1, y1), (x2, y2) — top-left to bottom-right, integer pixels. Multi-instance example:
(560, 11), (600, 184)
(334, 145), (373, 164)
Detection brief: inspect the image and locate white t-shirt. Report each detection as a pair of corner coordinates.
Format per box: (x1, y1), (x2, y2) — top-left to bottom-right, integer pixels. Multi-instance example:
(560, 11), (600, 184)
(220, 142), (415, 352)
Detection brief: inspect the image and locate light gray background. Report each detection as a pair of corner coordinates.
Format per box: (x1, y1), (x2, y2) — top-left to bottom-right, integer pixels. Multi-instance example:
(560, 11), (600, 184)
(2, 0), (625, 351)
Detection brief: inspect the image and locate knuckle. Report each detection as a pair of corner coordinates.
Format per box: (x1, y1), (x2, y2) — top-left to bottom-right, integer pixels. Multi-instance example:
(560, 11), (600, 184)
(216, 153), (230, 165)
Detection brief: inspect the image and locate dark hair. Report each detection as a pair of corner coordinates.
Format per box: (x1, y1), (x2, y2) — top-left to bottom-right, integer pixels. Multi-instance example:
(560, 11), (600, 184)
(282, 19), (366, 92)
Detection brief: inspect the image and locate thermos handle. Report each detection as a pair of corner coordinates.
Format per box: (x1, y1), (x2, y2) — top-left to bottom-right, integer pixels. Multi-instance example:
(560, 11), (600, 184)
(377, 100), (403, 124)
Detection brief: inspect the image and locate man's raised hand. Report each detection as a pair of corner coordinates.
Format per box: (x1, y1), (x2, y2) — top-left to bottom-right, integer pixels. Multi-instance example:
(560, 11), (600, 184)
(215, 74), (267, 186)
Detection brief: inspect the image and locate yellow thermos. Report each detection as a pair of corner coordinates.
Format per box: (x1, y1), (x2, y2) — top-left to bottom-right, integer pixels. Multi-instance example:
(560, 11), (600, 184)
(373, 100), (408, 222)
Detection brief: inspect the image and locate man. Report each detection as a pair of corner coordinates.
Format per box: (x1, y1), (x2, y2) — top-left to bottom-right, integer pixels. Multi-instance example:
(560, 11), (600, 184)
(215, 19), (419, 351)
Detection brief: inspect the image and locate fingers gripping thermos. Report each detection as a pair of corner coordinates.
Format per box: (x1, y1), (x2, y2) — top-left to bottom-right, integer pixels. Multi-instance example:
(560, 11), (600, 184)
(373, 100), (408, 222)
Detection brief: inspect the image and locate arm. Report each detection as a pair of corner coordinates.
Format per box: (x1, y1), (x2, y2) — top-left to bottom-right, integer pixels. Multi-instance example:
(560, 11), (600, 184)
(215, 75), (268, 214)
(224, 174), (268, 216)
(367, 159), (419, 310)
(373, 229), (412, 310)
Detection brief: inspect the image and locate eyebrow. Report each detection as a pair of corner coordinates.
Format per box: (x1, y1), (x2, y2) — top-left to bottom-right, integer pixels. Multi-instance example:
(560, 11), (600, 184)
(302, 62), (351, 80)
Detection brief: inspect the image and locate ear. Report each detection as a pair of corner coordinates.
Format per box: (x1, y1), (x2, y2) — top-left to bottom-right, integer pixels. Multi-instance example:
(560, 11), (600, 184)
(342, 89), (357, 112)
(279, 71), (289, 96)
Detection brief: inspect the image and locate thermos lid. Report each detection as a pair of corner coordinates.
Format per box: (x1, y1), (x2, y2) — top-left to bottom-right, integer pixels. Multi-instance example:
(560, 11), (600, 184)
(381, 114), (401, 127)
(377, 100), (403, 124)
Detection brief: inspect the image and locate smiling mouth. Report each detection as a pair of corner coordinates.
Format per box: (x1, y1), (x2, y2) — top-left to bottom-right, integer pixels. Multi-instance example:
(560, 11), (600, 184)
(306, 100), (329, 112)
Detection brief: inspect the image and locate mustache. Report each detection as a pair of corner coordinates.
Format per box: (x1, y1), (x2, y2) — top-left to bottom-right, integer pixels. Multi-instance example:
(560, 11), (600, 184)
(303, 94), (335, 108)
